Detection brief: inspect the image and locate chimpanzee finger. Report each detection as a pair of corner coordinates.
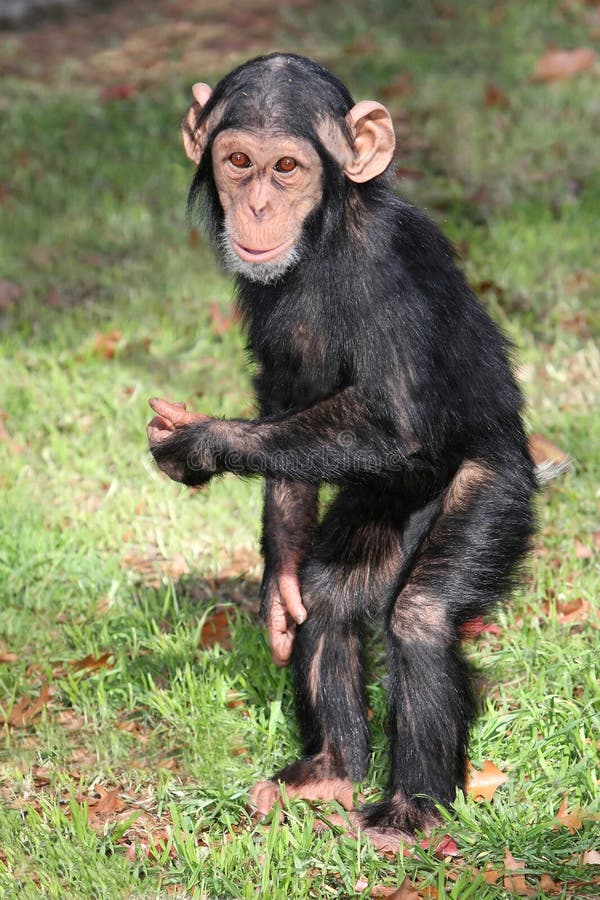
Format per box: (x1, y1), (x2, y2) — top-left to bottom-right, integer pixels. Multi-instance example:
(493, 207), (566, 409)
(278, 571), (307, 625)
(148, 397), (209, 427)
(269, 628), (294, 667)
(147, 415), (176, 443)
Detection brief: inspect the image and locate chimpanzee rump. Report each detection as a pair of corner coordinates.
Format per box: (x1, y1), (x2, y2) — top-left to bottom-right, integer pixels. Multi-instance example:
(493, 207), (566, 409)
(147, 53), (535, 846)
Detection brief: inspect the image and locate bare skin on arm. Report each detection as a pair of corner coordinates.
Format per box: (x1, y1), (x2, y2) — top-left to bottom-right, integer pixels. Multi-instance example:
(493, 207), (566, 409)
(265, 566), (306, 667)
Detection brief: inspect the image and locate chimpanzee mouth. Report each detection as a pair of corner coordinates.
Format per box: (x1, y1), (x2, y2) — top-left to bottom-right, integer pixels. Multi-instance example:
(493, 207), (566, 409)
(219, 230), (302, 284)
(232, 239), (295, 263)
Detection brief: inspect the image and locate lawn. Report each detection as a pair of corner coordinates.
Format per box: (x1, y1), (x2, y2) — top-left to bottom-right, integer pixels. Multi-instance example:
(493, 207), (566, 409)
(0, 1), (598, 897)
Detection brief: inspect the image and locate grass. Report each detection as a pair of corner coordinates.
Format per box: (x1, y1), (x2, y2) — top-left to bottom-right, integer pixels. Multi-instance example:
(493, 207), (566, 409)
(0, 0), (599, 896)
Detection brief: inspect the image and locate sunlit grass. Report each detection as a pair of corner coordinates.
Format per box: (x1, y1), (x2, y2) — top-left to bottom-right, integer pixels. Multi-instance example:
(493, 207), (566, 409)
(0, 1), (598, 896)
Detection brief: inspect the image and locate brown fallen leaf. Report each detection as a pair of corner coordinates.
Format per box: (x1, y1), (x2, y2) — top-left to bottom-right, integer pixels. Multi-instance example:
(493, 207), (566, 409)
(0, 641), (18, 663)
(484, 83), (510, 109)
(460, 616), (501, 639)
(528, 433), (570, 467)
(553, 596), (591, 626)
(69, 651), (115, 673)
(101, 83), (136, 101)
(533, 47), (596, 82)
(354, 880), (398, 897)
(209, 300), (237, 336)
(554, 795), (583, 833)
(92, 329), (122, 358)
(199, 609), (232, 650)
(582, 849), (600, 865)
(574, 540), (594, 560)
(503, 848), (535, 896)
(44, 287), (64, 308)
(388, 878), (421, 900)
(467, 760), (508, 802)
(93, 786), (124, 815)
(483, 866), (502, 885)
(539, 873), (560, 893)
(0, 279), (24, 310)
(3, 683), (51, 727)
(419, 833), (458, 857)
(0, 411), (24, 454)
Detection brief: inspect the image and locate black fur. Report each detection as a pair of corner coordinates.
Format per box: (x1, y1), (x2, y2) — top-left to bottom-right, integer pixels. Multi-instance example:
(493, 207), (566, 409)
(152, 53), (535, 837)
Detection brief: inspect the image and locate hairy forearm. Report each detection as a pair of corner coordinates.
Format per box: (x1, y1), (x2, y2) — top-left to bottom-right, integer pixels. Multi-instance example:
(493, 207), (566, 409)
(259, 478), (318, 631)
(261, 480), (319, 567)
(152, 388), (418, 485)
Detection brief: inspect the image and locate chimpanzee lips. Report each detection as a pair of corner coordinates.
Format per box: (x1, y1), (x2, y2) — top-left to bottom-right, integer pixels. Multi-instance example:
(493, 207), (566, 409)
(232, 238), (295, 263)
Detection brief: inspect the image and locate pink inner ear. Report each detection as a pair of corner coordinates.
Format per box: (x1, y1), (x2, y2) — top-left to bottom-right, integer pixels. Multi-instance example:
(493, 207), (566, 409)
(192, 82), (213, 107)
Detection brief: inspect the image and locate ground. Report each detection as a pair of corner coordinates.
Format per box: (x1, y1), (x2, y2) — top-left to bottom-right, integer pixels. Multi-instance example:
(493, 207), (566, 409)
(0, 1), (599, 897)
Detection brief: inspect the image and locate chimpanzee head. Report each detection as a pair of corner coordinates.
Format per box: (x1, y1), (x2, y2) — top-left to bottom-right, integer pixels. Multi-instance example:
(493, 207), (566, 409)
(182, 53), (395, 284)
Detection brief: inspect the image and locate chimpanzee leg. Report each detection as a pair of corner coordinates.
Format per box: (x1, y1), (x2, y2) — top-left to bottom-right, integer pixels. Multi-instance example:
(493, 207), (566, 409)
(250, 488), (405, 814)
(359, 458), (534, 839)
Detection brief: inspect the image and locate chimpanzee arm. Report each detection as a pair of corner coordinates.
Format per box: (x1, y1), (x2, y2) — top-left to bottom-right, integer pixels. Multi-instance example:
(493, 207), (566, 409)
(261, 480), (319, 614)
(149, 387), (421, 486)
(260, 479), (319, 666)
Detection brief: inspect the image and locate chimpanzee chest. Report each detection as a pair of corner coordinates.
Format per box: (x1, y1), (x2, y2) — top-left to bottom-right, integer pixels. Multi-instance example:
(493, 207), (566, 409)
(254, 318), (348, 412)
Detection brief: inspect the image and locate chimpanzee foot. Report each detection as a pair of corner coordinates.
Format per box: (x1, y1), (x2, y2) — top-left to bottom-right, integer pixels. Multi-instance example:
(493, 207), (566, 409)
(353, 793), (440, 851)
(248, 755), (362, 817)
(317, 792), (440, 852)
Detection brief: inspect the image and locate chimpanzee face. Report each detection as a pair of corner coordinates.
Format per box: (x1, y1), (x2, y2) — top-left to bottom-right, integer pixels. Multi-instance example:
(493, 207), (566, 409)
(181, 72), (395, 284)
(211, 130), (323, 283)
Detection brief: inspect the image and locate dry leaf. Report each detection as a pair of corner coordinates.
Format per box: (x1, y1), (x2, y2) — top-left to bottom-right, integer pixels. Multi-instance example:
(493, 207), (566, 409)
(484, 83), (510, 108)
(483, 866), (502, 884)
(528, 433), (569, 466)
(554, 596), (591, 626)
(209, 300), (236, 336)
(226, 690), (245, 709)
(503, 848), (535, 896)
(574, 540), (594, 560)
(70, 651), (114, 673)
(418, 888), (438, 900)
(92, 329), (122, 358)
(165, 553), (190, 579)
(101, 83), (136, 101)
(539, 874), (560, 892)
(419, 833), (458, 857)
(0, 641), (18, 663)
(94, 786), (124, 815)
(582, 849), (600, 865)
(44, 287), (64, 307)
(554, 795), (583, 833)
(467, 760), (508, 802)
(3, 683), (51, 727)
(199, 609), (232, 650)
(460, 616), (501, 639)
(0, 411), (24, 454)
(0, 279), (24, 310)
(388, 878), (421, 900)
(533, 47), (596, 82)
(355, 881), (401, 897)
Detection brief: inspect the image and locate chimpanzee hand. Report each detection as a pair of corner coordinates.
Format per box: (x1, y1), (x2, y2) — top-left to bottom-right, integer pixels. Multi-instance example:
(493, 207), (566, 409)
(262, 563), (307, 667)
(147, 397), (213, 485)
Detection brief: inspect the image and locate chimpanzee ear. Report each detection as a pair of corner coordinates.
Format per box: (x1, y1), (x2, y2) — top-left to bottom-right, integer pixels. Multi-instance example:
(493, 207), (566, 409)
(181, 82), (214, 165)
(344, 101), (395, 183)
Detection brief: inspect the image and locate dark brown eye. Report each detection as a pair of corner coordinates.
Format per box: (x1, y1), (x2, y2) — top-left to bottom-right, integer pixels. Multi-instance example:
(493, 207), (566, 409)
(274, 157), (297, 173)
(229, 152), (251, 168)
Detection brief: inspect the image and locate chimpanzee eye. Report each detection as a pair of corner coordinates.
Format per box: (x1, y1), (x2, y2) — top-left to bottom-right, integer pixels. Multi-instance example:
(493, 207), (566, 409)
(229, 152), (251, 168)
(274, 157), (297, 173)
